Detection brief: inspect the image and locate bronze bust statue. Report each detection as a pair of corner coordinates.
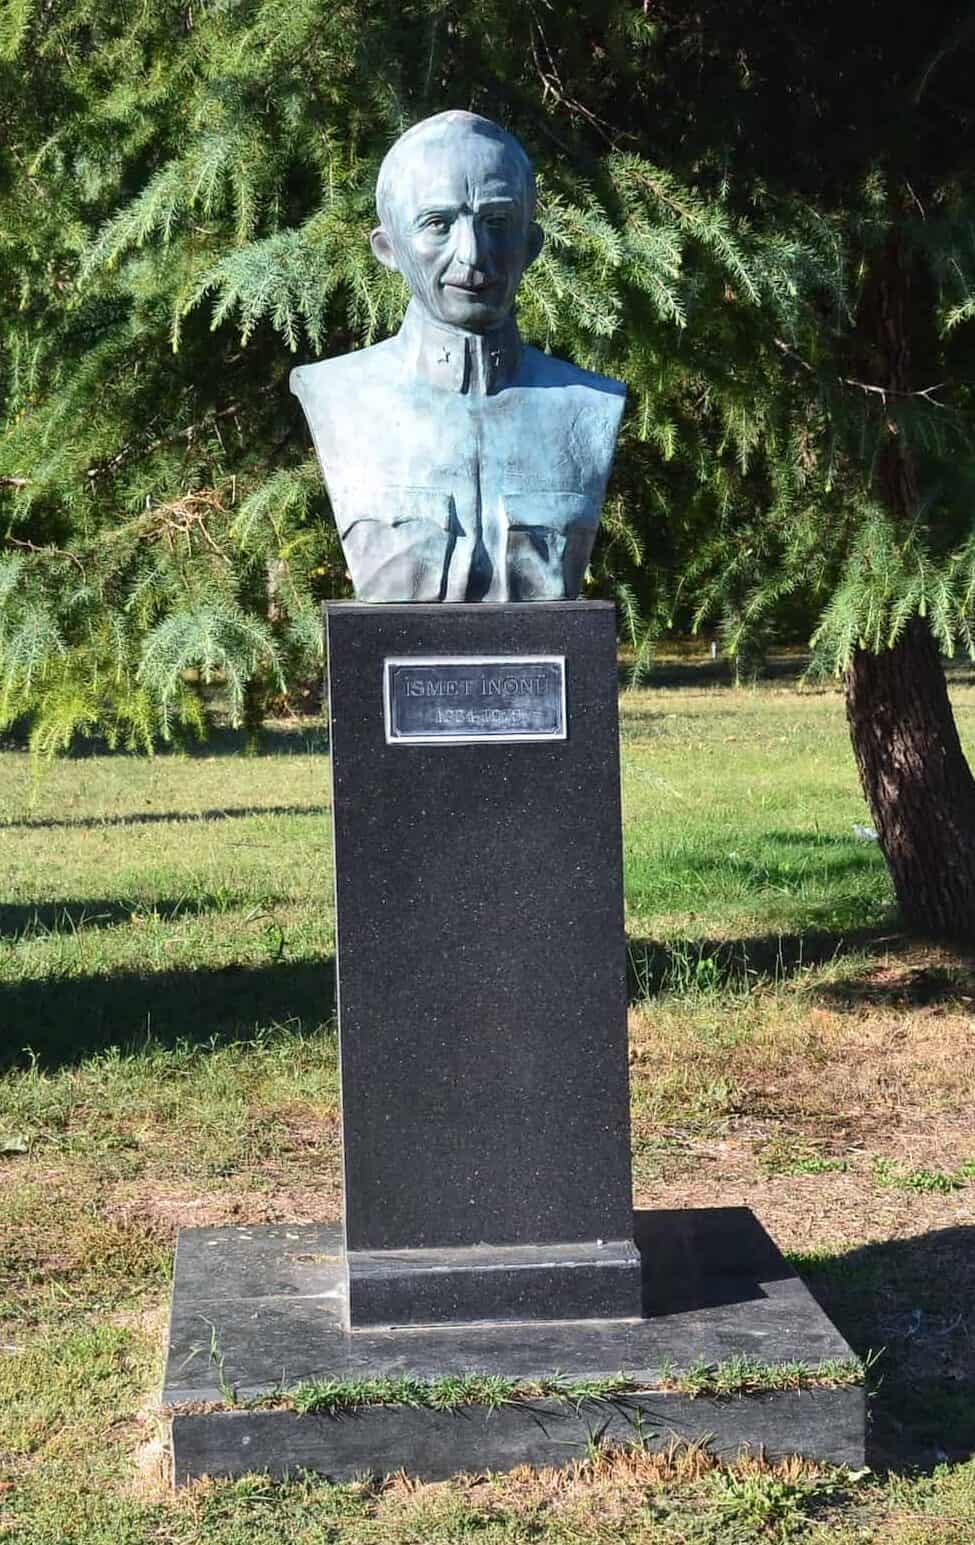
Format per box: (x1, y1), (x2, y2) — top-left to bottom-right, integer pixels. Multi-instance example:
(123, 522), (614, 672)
(291, 111), (626, 603)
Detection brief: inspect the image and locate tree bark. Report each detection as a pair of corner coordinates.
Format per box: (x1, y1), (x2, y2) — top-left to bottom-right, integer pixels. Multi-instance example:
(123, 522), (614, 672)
(844, 230), (975, 940)
(845, 618), (975, 939)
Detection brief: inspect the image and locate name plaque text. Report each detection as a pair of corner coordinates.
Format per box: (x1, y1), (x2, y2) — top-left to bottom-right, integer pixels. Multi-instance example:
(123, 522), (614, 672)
(384, 656), (566, 744)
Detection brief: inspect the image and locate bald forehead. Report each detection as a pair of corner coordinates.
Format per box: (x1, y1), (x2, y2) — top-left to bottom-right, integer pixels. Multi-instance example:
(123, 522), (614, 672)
(377, 120), (534, 228)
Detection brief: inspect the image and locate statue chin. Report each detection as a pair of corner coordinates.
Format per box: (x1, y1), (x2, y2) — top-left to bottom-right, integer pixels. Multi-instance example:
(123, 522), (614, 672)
(432, 288), (510, 334)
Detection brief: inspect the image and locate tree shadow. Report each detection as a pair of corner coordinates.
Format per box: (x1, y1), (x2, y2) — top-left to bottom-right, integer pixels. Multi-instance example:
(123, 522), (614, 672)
(0, 895), (261, 938)
(617, 655), (811, 691)
(0, 722), (329, 760)
(796, 1226), (975, 1470)
(0, 803), (323, 833)
(767, 830), (877, 848)
(620, 704), (743, 736)
(644, 848), (881, 892)
(0, 957), (337, 1073)
(181, 724), (329, 758)
(626, 926), (900, 1001)
(13, 917), (963, 1073)
(817, 957), (975, 1012)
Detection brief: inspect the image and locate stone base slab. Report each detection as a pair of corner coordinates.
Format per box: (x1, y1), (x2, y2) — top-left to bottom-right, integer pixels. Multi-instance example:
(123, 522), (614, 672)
(163, 1208), (866, 1484)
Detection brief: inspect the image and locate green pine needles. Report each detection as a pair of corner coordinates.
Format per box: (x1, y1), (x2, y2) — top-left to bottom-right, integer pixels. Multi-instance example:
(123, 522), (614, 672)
(3, 2), (975, 748)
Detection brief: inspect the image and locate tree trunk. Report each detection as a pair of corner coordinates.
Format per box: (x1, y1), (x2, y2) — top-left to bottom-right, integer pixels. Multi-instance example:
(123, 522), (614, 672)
(844, 230), (975, 940)
(845, 619), (975, 939)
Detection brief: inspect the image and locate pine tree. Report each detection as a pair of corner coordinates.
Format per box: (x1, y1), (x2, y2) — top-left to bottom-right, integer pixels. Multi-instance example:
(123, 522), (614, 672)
(0, 0), (817, 750)
(611, 3), (975, 939)
(3, 2), (975, 936)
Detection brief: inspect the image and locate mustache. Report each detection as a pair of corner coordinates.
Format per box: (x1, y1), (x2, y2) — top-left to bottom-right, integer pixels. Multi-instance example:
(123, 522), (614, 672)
(439, 266), (500, 291)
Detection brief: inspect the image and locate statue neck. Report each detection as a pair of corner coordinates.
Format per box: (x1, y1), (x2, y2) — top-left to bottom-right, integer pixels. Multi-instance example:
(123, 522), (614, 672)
(398, 301), (522, 395)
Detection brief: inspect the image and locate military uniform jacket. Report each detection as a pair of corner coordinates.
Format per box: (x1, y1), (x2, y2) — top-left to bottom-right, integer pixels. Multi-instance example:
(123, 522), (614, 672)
(290, 303), (626, 603)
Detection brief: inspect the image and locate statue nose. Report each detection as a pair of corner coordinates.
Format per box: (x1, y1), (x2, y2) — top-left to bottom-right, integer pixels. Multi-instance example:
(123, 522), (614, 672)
(452, 214), (483, 271)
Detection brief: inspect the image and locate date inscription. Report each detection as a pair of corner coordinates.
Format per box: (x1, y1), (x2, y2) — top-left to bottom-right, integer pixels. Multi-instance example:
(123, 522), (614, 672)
(384, 656), (566, 744)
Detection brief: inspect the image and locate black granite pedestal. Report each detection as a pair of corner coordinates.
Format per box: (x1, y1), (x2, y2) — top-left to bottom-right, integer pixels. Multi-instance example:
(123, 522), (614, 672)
(163, 1209), (866, 1482)
(326, 601), (641, 1327)
(163, 600), (865, 1482)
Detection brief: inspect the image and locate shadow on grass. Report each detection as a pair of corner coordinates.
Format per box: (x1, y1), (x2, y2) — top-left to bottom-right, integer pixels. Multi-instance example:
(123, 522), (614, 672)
(0, 802), (323, 834)
(796, 1226), (975, 1470)
(638, 851), (881, 892)
(0, 723), (330, 759)
(5, 923), (917, 1069)
(620, 706), (746, 737)
(183, 724), (329, 757)
(0, 957), (337, 1072)
(626, 926), (901, 1001)
(617, 655), (811, 691)
(818, 957), (975, 1011)
(619, 652), (975, 693)
(0, 894), (288, 938)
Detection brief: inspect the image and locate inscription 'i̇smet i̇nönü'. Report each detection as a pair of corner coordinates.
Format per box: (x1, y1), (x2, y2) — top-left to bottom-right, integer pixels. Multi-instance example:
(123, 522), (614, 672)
(384, 656), (566, 743)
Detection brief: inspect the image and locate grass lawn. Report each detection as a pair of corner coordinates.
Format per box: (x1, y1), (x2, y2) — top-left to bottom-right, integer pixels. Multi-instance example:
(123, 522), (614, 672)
(2, 667), (975, 1542)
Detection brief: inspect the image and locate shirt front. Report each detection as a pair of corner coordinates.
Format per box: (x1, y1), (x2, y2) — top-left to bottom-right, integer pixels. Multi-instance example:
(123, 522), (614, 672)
(291, 303), (626, 603)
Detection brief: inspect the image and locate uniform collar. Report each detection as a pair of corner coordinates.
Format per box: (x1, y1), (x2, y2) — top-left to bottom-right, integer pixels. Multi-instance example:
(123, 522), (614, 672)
(398, 301), (522, 396)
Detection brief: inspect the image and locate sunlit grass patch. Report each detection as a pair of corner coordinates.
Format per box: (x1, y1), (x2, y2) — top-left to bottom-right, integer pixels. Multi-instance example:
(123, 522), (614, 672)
(206, 1370), (639, 1417)
(664, 1355), (868, 1399)
(872, 1157), (975, 1193)
(0, 1177), (170, 1328)
(0, 1320), (157, 1460)
(757, 1138), (850, 1177)
(2, 685), (975, 1539)
(171, 1361), (864, 1420)
(0, 1028), (338, 1153)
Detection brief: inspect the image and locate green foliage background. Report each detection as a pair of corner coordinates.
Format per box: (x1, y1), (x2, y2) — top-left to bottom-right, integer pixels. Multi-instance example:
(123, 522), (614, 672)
(2, 1), (975, 748)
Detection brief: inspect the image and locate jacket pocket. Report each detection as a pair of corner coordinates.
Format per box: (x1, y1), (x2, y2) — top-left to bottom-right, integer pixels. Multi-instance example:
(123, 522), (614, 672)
(337, 487), (455, 603)
(502, 492), (598, 601)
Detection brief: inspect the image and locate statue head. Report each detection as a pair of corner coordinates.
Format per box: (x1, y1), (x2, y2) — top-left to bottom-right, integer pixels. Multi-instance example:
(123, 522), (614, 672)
(370, 111), (543, 335)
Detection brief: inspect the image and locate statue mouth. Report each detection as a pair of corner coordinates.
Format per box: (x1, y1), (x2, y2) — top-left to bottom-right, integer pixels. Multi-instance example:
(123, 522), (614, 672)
(443, 280), (497, 296)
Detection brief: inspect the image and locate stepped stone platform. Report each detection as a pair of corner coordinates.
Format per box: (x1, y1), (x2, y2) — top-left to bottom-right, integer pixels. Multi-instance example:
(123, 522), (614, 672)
(163, 1207), (865, 1484)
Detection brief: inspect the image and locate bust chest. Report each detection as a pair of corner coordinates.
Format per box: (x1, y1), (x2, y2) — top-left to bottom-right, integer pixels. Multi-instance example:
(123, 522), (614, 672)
(293, 345), (624, 602)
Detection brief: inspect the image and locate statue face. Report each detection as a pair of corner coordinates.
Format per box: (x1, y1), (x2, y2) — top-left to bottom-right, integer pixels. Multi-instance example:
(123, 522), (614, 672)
(372, 124), (543, 334)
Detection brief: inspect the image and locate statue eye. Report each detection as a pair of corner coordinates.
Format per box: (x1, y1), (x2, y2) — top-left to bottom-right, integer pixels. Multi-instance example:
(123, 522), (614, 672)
(424, 215), (450, 233)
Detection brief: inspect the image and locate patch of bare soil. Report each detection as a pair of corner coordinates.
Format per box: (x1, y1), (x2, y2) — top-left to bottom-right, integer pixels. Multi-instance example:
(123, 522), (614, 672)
(636, 1146), (975, 1251)
(629, 965), (975, 1251)
(107, 1175), (342, 1235)
(630, 954), (975, 1465)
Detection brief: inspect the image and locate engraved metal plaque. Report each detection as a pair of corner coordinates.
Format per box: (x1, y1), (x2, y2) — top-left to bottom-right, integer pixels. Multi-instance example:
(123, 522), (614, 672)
(384, 656), (566, 744)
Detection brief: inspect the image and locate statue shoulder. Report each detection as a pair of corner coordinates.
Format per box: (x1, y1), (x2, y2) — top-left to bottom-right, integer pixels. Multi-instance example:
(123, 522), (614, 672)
(290, 339), (399, 410)
(290, 340), (402, 481)
(519, 345), (626, 417)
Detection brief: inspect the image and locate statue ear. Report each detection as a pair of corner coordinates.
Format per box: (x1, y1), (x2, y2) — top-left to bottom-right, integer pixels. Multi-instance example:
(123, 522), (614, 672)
(525, 221), (544, 269)
(370, 226), (400, 272)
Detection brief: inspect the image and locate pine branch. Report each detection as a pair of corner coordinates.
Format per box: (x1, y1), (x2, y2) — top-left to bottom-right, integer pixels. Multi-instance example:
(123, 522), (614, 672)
(5, 537), (85, 573)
